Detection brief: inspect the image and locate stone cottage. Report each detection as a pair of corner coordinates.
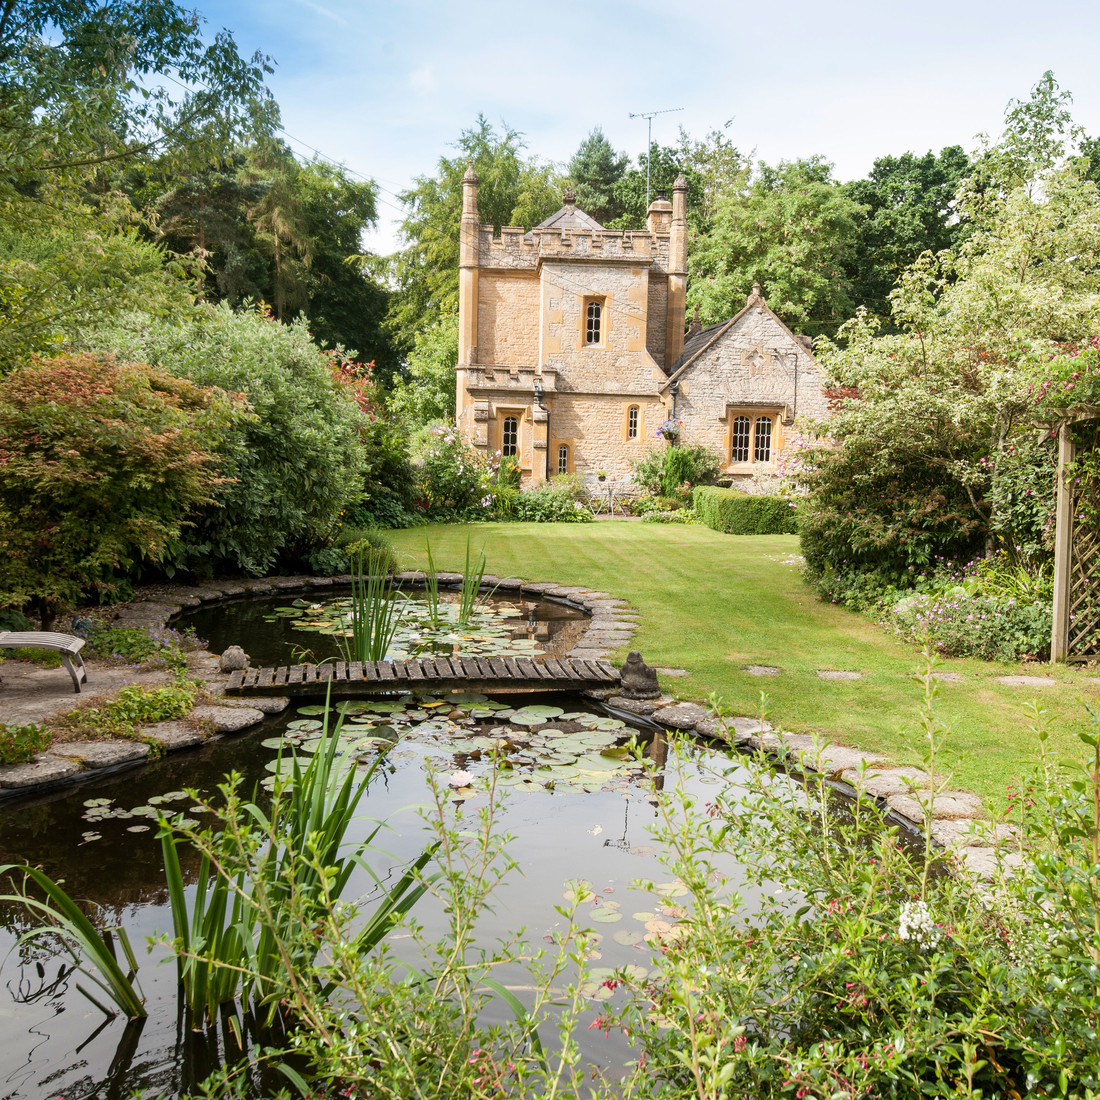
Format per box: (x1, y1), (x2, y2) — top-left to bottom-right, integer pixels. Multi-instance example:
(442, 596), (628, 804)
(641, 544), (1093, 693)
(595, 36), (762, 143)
(454, 166), (831, 488)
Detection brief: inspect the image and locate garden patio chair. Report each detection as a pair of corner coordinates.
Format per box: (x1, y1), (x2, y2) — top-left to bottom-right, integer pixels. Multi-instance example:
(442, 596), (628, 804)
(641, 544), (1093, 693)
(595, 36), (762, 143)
(0, 631), (88, 692)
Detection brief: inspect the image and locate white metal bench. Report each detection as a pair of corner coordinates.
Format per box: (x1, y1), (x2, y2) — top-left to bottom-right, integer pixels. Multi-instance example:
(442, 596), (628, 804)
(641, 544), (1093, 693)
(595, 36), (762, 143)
(0, 631), (88, 693)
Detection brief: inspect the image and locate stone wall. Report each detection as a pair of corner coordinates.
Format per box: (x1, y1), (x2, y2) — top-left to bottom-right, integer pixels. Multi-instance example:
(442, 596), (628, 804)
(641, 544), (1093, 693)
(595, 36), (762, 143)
(675, 304), (830, 475)
(548, 393), (664, 481)
(478, 271), (539, 366)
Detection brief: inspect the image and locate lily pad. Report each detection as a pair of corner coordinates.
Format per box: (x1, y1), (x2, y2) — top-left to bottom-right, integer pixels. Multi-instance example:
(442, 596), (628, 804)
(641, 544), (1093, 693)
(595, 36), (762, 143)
(612, 930), (644, 946)
(589, 908), (623, 924)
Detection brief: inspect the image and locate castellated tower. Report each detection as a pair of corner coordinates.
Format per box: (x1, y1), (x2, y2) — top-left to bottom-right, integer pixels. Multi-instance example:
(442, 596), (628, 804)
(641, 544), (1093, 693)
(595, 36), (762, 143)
(454, 171), (688, 486)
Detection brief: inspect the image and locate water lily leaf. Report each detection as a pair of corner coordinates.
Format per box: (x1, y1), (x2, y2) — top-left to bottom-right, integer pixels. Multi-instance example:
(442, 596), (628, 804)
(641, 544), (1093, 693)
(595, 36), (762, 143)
(655, 881), (689, 898)
(590, 908), (622, 923)
(612, 930), (644, 946)
(126, 825), (151, 833)
(621, 964), (649, 981)
(632, 912), (657, 922)
(296, 705), (329, 716)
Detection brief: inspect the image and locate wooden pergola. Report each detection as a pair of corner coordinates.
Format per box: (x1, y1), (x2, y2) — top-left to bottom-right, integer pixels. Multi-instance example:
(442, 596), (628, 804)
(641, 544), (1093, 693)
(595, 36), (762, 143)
(1051, 404), (1100, 662)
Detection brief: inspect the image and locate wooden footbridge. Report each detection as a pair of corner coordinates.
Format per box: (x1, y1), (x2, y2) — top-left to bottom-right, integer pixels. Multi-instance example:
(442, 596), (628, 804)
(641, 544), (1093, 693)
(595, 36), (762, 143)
(224, 656), (619, 698)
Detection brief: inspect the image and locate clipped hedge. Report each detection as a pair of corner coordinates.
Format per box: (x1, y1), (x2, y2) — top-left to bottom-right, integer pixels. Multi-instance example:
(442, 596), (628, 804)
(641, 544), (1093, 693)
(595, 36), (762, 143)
(693, 486), (799, 535)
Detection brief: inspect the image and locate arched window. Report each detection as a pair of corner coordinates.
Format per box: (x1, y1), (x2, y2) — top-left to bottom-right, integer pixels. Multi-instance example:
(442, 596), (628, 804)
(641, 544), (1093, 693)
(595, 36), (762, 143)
(627, 405), (639, 439)
(754, 416), (772, 462)
(731, 416), (751, 463)
(586, 300), (602, 345)
(502, 416), (518, 457)
(557, 444), (569, 475)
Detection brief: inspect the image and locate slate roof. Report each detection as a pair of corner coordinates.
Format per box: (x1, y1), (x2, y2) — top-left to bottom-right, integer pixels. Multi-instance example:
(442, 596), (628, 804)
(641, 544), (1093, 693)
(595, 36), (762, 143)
(671, 321), (728, 371)
(529, 204), (606, 234)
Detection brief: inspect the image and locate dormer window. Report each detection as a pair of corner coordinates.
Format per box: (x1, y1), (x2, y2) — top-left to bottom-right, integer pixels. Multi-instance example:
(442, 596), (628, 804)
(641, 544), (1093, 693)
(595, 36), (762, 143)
(585, 300), (602, 345)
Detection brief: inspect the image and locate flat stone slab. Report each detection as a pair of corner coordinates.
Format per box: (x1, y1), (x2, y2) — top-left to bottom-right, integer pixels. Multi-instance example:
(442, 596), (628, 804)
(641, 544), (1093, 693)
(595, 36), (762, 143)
(931, 672), (964, 683)
(217, 695), (289, 714)
(793, 743), (883, 777)
(605, 694), (674, 715)
(930, 819), (1021, 849)
(191, 705), (266, 732)
(114, 601), (182, 617)
(957, 848), (1026, 881)
(887, 789), (983, 822)
(840, 765), (932, 798)
(141, 720), (205, 751)
(817, 670), (862, 681)
(746, 665), (780, 676)
(0, 754), (81, 788)
(51, 740), (150, 767)
(695, 716), (772, 742)
(493, 577), (525, 589)
(654, 667), (688, 677)
(995, 675), (1059, 687)
(653, 702), (713, 729)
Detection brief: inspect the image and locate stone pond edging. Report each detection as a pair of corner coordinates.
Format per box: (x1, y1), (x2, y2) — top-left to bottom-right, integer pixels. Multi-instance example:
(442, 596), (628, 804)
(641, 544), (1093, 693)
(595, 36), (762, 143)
(0, 574), (1021, 879)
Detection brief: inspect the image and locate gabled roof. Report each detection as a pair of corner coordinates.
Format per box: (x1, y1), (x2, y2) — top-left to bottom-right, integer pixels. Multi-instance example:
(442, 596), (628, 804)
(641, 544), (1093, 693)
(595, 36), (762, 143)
(530, 204), (606, 233)
(528, 187), (606, 235)
(661, 285), (816, 390)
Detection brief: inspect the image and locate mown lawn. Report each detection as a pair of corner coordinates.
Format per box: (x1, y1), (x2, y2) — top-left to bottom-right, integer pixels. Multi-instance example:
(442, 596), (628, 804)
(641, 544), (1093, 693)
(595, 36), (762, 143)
(386, 522), (1100, 808)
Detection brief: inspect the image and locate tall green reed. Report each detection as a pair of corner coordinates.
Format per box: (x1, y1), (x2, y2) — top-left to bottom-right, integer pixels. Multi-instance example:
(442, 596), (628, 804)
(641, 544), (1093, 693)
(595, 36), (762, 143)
(424, 541), (443, 629)
(342, 547), (402, 662)
(457, 536), (496, 628)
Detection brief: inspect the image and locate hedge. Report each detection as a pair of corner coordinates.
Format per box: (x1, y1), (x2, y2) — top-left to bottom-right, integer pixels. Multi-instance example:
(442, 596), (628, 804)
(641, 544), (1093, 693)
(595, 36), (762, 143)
(693, 486), (799, 535)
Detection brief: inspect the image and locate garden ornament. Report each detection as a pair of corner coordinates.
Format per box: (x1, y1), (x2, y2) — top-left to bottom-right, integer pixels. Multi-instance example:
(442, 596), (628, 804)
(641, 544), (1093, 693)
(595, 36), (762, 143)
(619, 650), (661, 699)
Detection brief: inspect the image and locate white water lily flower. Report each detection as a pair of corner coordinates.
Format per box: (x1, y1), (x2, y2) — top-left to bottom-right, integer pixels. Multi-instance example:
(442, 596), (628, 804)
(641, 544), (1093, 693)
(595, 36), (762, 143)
(449, 770), (473, 788)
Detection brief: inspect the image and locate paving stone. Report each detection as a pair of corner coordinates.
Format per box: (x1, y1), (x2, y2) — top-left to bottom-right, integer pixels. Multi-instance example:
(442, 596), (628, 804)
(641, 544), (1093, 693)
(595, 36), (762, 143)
(116, 601), (183, 617)
(995, 675), (1058, 687)
(585, 599), (630, 610)
(393, 571), (425, 583)
(931, 672), (964, 682)
(107, 617), (166, 632)
(930, 819), (1021, 849)
(218, 695), (289, 714)
(521, 582), (564, 595)
(653, 701), (712, 729)
(746, 665), (780, 676)
(216, 582), (249, 597)
(547, 586), (594, 598)
(694, 715), (772, 742)
(791, 742), (881, 777)
(957, 848), (1025, 881)
(582, 687), (617, 700)
(191, 705), (266, 732)
(840, 765), (932, 799)
(605, 694), (674, 715)
(269, 576), (310, 589)
(435, 572), (463, 584)
(745, 731), (786, 753)
(654, 667), (688, 676)
(168, 587), (225, 602)
(587, 618), (638, 631)
(0, 754), (81, 788)
(887, 789), (983, 823)
(493, 577), (525, 589)
(237, 580), (275, 595)
(51, 740), (150, 767)
(140, 720), (205, 751)
(817, 669), (862, 681)
(155, 591), (202, 607)
(581, 632), (634, 645)
(306, 576), (335, 587)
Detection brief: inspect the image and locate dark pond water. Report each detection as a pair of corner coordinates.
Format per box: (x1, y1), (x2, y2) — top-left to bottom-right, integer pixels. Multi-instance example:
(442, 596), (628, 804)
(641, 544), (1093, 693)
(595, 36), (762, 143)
(180, 587), (589, 669)
(0, 691), (775, 1099)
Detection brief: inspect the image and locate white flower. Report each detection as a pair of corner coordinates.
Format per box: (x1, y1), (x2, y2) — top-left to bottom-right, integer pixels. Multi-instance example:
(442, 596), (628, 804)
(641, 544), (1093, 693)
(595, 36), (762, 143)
(898, 900), (940, 949)
(448, 770), (473, 788)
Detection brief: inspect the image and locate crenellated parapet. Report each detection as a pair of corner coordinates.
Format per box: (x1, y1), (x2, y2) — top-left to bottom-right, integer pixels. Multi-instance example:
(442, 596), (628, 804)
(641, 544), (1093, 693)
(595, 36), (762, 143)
(478, 225), (669, 271)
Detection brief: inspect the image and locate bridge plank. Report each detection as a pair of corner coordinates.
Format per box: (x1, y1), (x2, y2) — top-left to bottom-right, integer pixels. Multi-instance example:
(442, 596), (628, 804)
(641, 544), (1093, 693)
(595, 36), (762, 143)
(378, 661), (396, 682)
(596, 659), (618, 682)
(288, 665), (304, 685)
(392, 662), (409, 681)
(273, 666), (288, 686)
(515, 658), (537, 680)
(226, 670), (245, 691)
(486, 657), (507, 678)
(303, 664), (317, 684)
(334, 661), (347, 681)
(318, 664), (334, 683)
(257, 667), (275, 689)
(406, 659), (424, 681)
(419, 658), (438, 679)
(348, 661), (365, 681)
(458, 658), (479, 679)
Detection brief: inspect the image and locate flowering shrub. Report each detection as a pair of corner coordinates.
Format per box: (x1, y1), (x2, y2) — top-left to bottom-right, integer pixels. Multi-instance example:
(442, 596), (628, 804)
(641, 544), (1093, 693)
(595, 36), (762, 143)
(631, 443), (720, 499)
(1030, 338), (1100, 410)
(512, 475), (592, 523)
(415, 424), (488, 519)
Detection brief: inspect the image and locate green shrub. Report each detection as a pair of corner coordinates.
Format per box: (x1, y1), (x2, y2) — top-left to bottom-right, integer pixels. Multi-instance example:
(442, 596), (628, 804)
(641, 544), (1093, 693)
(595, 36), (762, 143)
(632, 442), (721, 497)
(414, 423), (487, 519)
(693, 486), (800, 535)
(53, 677), (198, 740)
(0, 353), (239, 625)
(0, 723), (50, 765)
(512, 475), (592, 523)
(83, 623), (193, 669)
(342, 529), (400, 575)
(86, 305), (369, 576)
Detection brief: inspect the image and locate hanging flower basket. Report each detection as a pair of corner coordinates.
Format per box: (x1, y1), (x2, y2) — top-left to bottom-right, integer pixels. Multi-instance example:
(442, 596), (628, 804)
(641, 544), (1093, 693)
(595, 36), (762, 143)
(656, 418), (684, 444)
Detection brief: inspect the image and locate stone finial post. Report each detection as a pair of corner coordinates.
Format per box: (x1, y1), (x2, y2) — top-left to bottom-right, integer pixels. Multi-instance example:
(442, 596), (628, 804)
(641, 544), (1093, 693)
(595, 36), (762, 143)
(456, 162), (480, 425)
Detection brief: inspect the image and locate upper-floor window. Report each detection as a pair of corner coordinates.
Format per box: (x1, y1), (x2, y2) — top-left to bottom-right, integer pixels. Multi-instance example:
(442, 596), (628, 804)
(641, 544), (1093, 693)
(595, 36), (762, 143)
(502, 416), (518, 457)
(586, 300), (602, 345)
(557, 444), (569, 475)
(753, 416), (772, 463)
(627, 405), (639, 439)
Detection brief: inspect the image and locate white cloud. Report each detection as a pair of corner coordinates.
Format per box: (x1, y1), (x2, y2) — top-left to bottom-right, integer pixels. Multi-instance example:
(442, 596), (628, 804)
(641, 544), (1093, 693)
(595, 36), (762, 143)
(409, 65), (438, 93)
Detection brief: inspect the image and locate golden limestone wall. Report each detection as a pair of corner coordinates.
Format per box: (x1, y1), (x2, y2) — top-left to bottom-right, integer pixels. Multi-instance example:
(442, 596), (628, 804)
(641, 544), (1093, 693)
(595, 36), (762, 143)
(548, 394), (665, 479)
(477, 272), (539, 367)
(646, 275), (668, 369)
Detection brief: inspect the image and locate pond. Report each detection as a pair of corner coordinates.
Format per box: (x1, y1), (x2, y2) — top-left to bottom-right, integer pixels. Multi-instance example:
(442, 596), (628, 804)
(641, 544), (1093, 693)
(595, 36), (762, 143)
(181, 586), (590, 668)
(0, 687), (782, 1098)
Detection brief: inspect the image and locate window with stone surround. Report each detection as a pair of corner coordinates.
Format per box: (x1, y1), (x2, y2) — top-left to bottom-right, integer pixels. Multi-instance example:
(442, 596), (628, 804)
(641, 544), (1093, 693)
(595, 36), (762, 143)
(585, 299), (602, 345)
(727, 409), (779, 466)
(627, 405), (639, 439)
(754, 416), (772, 462)
(557, 444), (569, 475)
(501, 416), (518, 457)
(731, 415), (751, 462)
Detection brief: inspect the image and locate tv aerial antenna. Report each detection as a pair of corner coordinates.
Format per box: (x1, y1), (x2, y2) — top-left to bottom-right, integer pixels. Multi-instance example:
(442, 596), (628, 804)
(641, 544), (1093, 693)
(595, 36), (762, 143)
(629, 106), (684, 209)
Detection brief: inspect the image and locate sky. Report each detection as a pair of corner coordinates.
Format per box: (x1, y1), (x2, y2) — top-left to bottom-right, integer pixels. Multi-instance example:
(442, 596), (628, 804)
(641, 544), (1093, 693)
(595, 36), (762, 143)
(195, 0), (1100, 255)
